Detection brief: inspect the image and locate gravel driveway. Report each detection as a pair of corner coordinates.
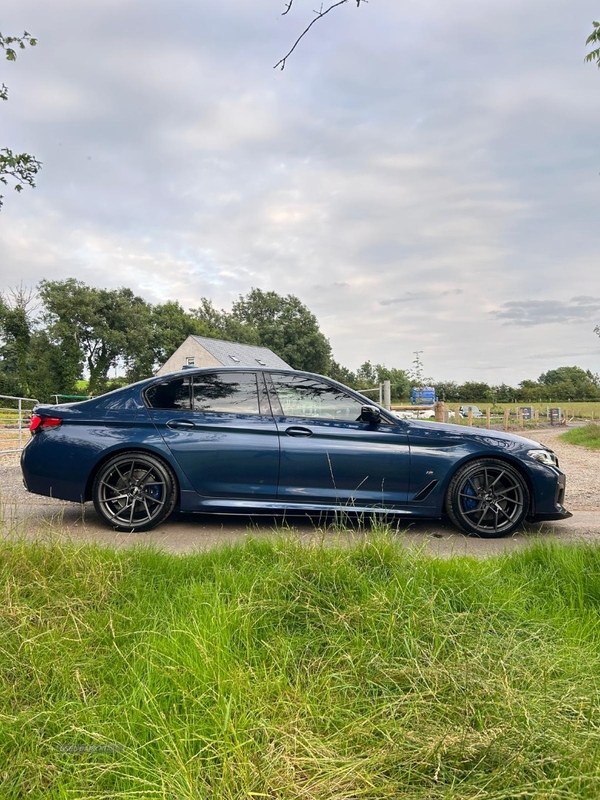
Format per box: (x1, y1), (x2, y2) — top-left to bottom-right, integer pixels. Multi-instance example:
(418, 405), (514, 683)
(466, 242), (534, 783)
(1, 426), (598, 557)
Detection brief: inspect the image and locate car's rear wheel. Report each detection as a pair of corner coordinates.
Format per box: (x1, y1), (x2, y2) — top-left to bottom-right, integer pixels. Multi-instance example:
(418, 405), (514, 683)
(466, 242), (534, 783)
(92, 452), (177, 532)
(445, 458), (529, 538)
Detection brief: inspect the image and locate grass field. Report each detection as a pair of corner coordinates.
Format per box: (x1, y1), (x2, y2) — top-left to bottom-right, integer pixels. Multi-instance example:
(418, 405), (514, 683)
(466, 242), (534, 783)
(2, 534), (600, 799)
(560, 423), (600, 450)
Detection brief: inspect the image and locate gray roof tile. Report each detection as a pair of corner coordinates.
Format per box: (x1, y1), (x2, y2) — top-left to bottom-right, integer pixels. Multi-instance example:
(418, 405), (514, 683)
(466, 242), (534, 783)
(191, 336), (292, 369)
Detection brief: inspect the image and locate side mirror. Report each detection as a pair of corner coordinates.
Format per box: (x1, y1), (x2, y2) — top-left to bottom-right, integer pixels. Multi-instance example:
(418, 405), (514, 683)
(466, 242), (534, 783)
(360, 405), (381, 424)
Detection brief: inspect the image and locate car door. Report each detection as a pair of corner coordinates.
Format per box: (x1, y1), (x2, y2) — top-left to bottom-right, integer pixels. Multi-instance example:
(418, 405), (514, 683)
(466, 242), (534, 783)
(267, 373), (410, 508)
(147, 371), (279, 501)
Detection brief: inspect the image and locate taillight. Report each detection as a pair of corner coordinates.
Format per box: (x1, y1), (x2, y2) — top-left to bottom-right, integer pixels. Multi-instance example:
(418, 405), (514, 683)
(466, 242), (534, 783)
(29, 415), (63, 433)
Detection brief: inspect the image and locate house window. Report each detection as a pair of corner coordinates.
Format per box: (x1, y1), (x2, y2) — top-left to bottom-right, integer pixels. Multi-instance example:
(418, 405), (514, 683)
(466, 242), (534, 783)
(186, 357), (195, 366)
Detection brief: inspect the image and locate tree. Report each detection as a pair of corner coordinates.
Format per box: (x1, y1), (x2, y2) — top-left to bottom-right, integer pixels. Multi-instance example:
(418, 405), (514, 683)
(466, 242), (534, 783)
(0, 285), (35, 395)
(585, 20), (600, 68)
(435, 381), (461, 403)
(275, 0), (367, 70)
(491, 383), (515, 403)
(538, 366), (600, 401)
(353, 361), (409, 402)
(517, 379), (543, 403)
(326, 359), (357, 387)
(1, 30), (41, 208)
(190, 298), (259, 346)
(231, 288), (332, 373)
(27, 329), (82, 401)
(125, 300), (211, 382)
(457, 381), (494, 403)
(38, 279), (153, 394)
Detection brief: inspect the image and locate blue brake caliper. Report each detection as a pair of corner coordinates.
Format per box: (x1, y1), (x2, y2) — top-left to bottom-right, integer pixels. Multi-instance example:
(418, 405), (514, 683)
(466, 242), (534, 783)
(462, 480), (478, 512)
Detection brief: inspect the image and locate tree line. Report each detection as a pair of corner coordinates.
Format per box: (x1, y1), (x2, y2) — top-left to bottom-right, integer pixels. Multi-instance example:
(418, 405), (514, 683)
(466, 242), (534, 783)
(0, 279), (598, 404)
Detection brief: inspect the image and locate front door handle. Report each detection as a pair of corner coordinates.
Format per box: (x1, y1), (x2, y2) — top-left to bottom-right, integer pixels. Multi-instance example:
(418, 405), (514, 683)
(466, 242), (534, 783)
(167, 419), (196, 430)
(285, 426), (313, 437)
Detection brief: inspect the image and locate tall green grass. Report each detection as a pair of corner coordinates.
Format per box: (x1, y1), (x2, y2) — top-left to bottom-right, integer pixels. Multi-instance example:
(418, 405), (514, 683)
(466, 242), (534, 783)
(2, 534), (600, 798)
(560, 423), (600, 450)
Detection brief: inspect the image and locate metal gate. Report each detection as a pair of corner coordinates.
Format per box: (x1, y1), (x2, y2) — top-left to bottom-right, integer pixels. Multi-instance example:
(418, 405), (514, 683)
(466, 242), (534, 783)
(0, 395), (39, 454)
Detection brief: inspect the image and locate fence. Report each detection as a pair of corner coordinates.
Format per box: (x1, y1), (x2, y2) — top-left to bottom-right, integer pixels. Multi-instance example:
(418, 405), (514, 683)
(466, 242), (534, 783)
(389, 403), (575, 430)
(0, 395), (39, 454)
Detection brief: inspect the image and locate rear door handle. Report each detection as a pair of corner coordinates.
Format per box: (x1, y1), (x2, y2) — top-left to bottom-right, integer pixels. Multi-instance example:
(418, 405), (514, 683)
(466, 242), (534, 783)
(167, 419), (196, 430)
(285, 426), (313, 437)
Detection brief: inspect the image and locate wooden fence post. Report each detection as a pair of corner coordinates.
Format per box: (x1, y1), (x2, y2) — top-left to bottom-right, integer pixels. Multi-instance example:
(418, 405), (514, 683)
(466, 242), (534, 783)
(434, 401), (446, 422)
(503, 408), (509, 431)
(486, 407), (491, 429)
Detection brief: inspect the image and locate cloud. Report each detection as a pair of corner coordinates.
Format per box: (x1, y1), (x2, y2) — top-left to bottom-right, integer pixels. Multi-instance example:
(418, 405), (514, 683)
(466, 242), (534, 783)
(1, 0), (599, 385)
(380, 289), (463, 306)
(491, 297), (600, 326)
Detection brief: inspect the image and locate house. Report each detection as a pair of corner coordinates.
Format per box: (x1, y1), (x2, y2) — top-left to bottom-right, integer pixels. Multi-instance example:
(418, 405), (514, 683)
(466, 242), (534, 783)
(156, 335), (292, 376)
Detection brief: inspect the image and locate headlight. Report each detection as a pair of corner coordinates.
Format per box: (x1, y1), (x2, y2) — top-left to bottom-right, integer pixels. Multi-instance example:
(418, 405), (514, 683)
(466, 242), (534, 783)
(527, 449), (559, 468)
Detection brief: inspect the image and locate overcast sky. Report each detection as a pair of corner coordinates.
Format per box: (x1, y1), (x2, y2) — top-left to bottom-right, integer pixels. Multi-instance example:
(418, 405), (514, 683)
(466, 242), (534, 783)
(1, 0), (599, 384)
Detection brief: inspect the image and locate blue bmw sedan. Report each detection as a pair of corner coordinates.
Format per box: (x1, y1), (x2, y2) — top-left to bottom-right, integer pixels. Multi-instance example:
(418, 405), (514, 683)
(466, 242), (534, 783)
(21, 367), (571, 536)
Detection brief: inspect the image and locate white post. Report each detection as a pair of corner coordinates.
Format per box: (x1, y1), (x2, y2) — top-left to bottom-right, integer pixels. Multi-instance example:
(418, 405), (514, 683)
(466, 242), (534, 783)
(383, 380), (391, 410)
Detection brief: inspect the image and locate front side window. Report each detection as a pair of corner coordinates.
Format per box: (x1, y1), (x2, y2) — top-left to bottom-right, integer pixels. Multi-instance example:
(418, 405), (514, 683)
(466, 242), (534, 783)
(269, 374), (365, 422)
(192, 372), (260, 414)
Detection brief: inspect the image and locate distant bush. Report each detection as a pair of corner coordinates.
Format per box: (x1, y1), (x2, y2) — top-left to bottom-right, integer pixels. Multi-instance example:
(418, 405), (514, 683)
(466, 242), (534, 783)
(561, 423), (600, 450)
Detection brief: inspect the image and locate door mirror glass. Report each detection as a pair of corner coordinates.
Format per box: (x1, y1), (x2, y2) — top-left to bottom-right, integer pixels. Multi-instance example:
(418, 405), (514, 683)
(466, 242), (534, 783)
(360, 405), (381, 424)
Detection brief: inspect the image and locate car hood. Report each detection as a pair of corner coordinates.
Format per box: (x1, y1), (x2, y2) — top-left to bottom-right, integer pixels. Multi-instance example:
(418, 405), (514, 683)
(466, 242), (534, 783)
(403, 418), (551, 450)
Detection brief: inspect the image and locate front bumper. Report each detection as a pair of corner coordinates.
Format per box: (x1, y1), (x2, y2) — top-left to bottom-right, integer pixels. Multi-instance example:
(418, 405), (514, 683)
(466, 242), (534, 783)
(529, 507), (573, 522)
(528, 472), (572, 522)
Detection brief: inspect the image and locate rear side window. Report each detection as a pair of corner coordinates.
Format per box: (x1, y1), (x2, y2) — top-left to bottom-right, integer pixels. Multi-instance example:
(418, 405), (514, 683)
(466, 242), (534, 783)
(192, 372), (260, 414)
(146, 378), (191, 410)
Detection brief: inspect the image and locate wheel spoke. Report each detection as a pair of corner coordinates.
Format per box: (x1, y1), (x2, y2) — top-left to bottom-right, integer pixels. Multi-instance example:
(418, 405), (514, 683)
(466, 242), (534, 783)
(476, 507), (489, 526)
(462, 505), (484, 517)
(494, 503), (514, 523)
(495, 486), (519, 499)
(105, 497), (134, 522)
(141, 496), (152, 519)
(100, 483), (128, 501)
(140, 491), (162, 508)
(488, 469), (506, 490)
(113, 465), (128, 484)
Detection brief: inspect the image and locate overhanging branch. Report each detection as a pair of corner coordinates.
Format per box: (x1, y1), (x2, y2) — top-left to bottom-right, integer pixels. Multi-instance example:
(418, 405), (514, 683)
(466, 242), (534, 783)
(275, 0), (366, 70)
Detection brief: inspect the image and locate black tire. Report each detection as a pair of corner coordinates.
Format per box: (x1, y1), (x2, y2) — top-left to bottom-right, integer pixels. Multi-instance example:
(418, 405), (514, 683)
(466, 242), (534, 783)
(92, 452), (177, 532)
(445, 458), (529, 538)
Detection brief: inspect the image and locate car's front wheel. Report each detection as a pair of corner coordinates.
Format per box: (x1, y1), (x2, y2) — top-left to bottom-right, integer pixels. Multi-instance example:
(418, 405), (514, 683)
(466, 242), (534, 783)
(445, 458), (529, 538)
(92, 452), (177, 532)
